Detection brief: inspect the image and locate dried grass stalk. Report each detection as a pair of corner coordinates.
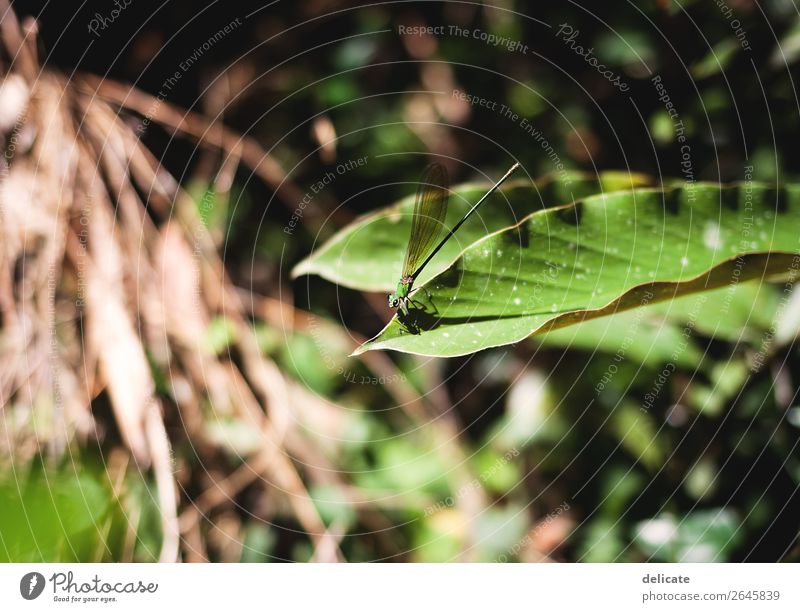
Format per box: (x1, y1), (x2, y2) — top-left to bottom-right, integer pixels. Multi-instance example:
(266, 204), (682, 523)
(0, 3), (343, 562)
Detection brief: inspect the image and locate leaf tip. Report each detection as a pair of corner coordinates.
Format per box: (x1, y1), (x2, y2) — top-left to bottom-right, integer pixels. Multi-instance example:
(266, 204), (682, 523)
(349, 343), (370, 357)
(290, 258), (313, 280)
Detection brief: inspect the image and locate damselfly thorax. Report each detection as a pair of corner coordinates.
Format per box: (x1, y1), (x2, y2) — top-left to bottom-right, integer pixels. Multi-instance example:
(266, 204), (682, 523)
(388, 275), (415, 315)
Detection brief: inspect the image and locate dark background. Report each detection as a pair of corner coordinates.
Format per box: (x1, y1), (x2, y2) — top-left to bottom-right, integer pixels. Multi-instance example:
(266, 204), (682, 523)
(5, 0), (799, 562)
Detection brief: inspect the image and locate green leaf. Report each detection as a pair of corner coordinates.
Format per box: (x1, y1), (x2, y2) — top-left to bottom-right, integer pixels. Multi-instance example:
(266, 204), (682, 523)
(354, 182), (800, 357)
(292, 171), (654, 292)
(412, 509), (465, 562)
(691, 38), (740, 79)
(473, 505), (529, 561)
(537, 307), (702, 367)
(539, 281), (780, 366)
(649, 110), (676, 145)
(685, 458), (718, 500)
(240, 521), (276, 562)
(471, 448), (521, 494)
(356, 439), (450, 496)
(598, 467), (645, 518)
(608, 403), (666, 472)
(309, 484), (358, 528)
(278, 330), (342, 395)
(202, 316), (237, 356)
(770, 17), (800, 68)
(633, 508), (742, 562)
(594, 29), (657, 69)
(0, 469), (111, 562)
(577, 517), (626, 562)
(688, 358), (750, 416)
(205, 418), (264, 456)
(648, 281), (780, 342)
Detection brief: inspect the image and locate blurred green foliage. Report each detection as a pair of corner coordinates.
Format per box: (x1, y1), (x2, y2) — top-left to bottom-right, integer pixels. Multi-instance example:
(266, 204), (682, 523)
(7, 0), (800, 562)
(0, 457), (162, 562)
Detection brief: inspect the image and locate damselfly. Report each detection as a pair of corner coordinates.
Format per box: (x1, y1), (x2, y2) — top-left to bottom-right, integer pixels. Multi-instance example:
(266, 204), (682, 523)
(388, 162), (520, 316)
